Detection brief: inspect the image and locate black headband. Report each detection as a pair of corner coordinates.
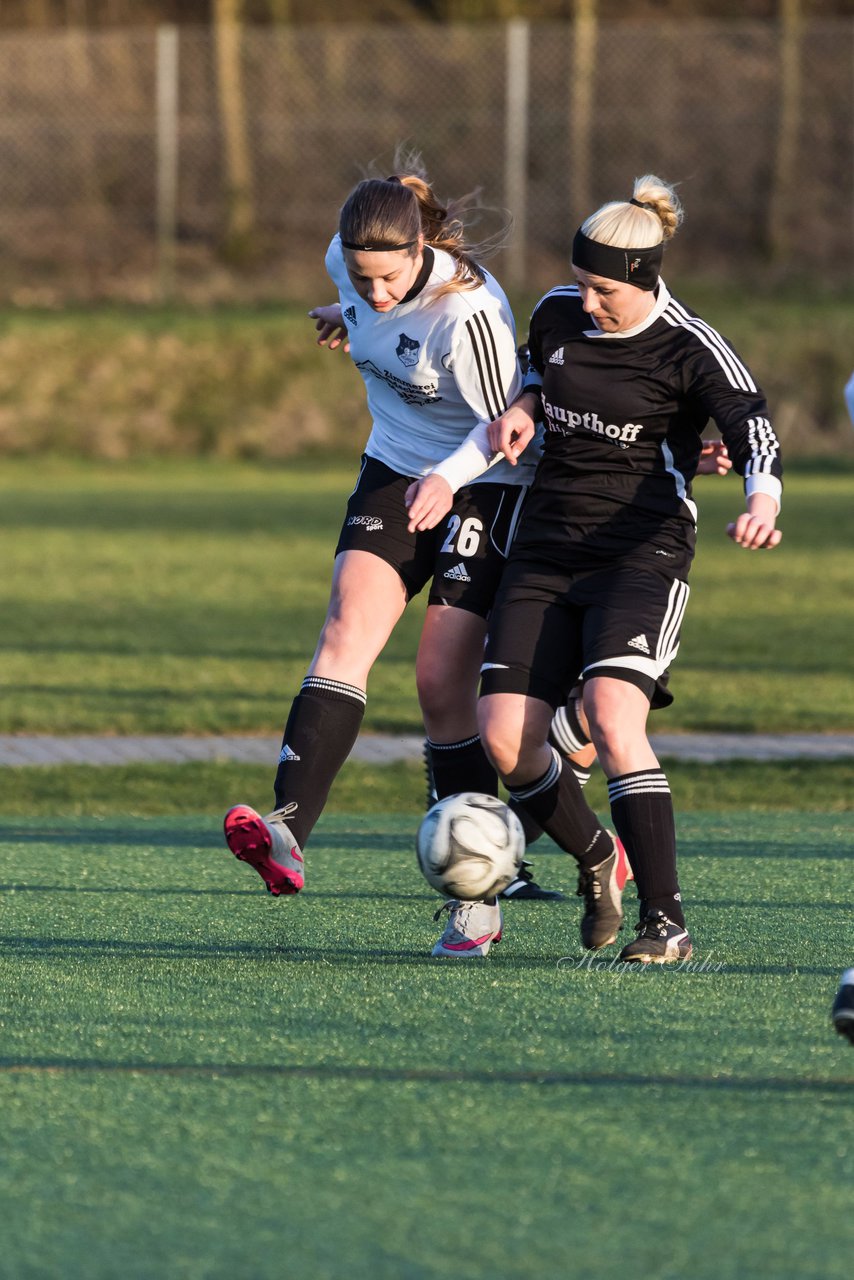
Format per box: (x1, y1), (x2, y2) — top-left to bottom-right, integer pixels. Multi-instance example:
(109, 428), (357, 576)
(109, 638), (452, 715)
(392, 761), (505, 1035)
(571, 228), (663, 292)
(340, 236), (419, 253)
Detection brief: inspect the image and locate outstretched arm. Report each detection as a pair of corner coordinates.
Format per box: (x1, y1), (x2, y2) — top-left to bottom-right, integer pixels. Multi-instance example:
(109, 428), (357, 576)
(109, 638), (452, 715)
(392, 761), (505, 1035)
(308, 303), (350, 353)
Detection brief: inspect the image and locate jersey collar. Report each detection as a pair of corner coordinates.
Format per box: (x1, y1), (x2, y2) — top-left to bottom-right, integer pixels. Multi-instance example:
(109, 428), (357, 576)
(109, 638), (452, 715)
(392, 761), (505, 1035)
(399, 246), (435, 306)
(582, 278), (672, 339)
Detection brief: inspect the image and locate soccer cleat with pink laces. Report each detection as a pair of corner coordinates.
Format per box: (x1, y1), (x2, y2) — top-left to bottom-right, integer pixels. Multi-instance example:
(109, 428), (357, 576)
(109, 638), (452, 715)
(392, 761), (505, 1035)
(223, 803), (304, 896)
(431, 898), (503, 958)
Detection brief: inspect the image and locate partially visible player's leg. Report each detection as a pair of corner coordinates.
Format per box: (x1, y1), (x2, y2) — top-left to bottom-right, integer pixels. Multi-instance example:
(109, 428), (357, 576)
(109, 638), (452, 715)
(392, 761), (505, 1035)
(226, 548), (408, 894)
(418, 605), (563, 902)
(575, 569), (692, 963)
(420, 483), (561, 904)
(432, 898), (503, 958)
(478, 565), (630, 947)
(274, 549), (408, 835)
(416, 603), (498, 798)
(481, 690), (624, 945)
(832, 969), (854, 1044)
(513, 689), (598, 844)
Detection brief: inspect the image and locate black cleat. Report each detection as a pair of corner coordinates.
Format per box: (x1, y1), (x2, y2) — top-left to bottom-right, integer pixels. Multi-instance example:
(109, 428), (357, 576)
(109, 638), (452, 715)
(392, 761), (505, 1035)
(832, 970), (854, 1044)
(500, 860), (564, 901)
(576, 838), (629, 949)
(619, 910), (693, 964)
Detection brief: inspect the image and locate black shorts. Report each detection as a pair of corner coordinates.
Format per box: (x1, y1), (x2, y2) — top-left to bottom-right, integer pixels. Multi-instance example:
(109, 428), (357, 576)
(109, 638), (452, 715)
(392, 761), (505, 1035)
(334, 455), (528, 619)
(481, 558), (690, 707)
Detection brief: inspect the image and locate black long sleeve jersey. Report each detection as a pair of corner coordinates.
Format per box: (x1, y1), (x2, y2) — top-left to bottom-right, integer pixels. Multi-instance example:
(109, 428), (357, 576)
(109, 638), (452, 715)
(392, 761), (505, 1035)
(515, 280), (783, 577)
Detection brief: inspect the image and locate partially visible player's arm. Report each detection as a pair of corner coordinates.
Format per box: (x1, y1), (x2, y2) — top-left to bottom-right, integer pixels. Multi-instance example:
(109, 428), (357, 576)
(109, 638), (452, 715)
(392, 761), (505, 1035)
(406, 307), (523, 531)
(696, 440), (732, 476)
(308, 303), (349, 353)
(689, 334), (783, 541)
(405, 420), (508, 532)
(727, 490), (782, 550)
(486, 392), (539, 464)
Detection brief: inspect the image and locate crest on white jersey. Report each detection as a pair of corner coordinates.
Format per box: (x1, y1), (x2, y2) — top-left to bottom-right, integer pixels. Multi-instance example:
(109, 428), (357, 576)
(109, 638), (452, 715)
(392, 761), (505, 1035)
(396, 333), (420, 367)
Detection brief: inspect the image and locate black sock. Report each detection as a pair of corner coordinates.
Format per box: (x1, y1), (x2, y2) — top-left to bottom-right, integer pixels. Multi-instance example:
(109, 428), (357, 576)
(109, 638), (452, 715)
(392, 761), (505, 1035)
(509, 748), (612, 868)
(508, 797), (543, 845)
(426, 734), (498, 802)
(549, 698), (591, 757)
(569, 763), (592, 789)
(607, 770), (685, 927)
(273, 676), (366, 847)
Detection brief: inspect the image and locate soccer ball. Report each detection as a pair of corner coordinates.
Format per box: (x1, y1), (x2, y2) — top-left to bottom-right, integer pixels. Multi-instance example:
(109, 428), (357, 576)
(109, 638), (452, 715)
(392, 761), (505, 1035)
(416, 792), (526, 900)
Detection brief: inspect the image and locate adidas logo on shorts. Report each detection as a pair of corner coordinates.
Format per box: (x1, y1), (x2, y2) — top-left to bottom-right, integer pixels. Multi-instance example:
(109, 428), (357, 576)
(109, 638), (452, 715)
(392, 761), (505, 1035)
(444, 562), (471, 583)
(627, 633), (651, 654)
(278, 743), (301, 763)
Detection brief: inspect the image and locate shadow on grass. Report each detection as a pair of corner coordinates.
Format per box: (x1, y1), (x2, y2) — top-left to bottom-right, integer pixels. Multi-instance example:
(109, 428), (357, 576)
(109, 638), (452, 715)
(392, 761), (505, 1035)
(0, 824), (216, 849)
(0, 934), (845, 979)
(0, 882), (427, 903)
(0, 825), (410, 855)
(0, 1057), (851, 1092)
(691, 898), (854, 911)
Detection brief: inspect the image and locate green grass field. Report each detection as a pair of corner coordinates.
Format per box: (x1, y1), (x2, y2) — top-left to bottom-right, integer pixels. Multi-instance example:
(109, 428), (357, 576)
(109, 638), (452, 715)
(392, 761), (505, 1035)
(1, 460), (852, 1277)
(1, 458), (853, 734)
(1, 812), (851, 1280)
(0, 291), (852, 458)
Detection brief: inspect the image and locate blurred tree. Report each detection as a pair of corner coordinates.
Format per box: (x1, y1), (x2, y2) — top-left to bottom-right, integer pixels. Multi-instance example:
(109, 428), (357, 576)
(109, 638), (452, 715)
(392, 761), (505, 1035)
(0, 1), (851, 28)
(568, 0), (597, 230)
(768, 0), (803, 262)
(213, 0), (257, 261)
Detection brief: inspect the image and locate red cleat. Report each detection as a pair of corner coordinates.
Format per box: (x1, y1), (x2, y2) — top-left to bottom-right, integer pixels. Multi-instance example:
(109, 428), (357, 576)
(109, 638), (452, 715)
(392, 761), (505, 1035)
(223, 804), (304, 896)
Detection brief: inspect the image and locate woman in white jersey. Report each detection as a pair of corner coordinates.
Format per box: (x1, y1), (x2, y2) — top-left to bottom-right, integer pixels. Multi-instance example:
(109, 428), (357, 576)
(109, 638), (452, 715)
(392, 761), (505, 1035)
(222, 159), (563, 949)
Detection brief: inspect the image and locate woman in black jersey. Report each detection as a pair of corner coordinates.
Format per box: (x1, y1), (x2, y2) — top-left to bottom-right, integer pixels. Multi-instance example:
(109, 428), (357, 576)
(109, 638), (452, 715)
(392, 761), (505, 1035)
(477, 174), (783, 963)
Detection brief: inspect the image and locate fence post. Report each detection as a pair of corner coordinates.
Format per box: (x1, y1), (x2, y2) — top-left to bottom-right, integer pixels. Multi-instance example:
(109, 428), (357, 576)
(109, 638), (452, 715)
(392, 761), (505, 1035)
(768, 0), (803, 261)
(156, 24), (179, 302)
(504, 18), (530, 291)
(568, 0), (598, 231)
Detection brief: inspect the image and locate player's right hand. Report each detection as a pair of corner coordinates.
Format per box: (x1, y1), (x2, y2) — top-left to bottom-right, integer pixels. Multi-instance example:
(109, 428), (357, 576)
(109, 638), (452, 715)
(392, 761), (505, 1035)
(308, 304), (350, 353)
(404, 474), (454, 533)
(487, 400), (537, 465)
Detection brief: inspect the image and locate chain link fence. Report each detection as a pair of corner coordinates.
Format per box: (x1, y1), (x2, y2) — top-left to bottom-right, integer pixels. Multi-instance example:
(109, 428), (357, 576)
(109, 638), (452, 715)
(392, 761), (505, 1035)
(0, 18), (851, 304)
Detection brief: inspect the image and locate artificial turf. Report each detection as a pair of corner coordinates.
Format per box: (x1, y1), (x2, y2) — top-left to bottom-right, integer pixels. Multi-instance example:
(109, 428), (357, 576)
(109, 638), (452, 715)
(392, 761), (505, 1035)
(1, 811), (851, 1280)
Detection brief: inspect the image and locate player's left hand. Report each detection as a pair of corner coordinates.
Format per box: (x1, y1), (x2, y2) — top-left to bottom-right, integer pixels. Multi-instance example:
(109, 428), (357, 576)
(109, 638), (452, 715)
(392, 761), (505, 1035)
(727, 490), (782, 549)
(405, 474), (454, 533)
(726, 514), (782, 549)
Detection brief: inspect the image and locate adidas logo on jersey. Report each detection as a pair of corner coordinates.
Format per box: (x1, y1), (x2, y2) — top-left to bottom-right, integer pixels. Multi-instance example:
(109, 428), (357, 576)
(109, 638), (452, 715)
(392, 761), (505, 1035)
(444, 562), (471, 583)
(343, 305), (357, 327)
(278, 743), (301, 763)
(627, 633), (651, 654)
(548, 347), (565, 365)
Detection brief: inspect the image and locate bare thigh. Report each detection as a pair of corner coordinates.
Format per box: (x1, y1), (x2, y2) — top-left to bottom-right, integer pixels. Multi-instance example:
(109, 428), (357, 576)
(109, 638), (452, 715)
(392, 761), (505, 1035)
(307, 550), (409, 688)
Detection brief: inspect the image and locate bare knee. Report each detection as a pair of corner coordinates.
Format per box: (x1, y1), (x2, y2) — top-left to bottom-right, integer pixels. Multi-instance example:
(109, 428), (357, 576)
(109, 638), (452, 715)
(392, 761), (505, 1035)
(479, 696), (551, 783)
(583, 678), (657, 775)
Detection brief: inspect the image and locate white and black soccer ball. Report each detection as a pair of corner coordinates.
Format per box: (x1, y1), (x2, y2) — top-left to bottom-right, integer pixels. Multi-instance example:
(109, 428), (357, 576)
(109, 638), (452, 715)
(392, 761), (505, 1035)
(416, 792), (526, 900)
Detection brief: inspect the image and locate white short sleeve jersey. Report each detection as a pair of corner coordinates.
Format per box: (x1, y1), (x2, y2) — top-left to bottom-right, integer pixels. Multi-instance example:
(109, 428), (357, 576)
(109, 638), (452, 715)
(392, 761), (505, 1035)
(326, 236), (536, 486)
